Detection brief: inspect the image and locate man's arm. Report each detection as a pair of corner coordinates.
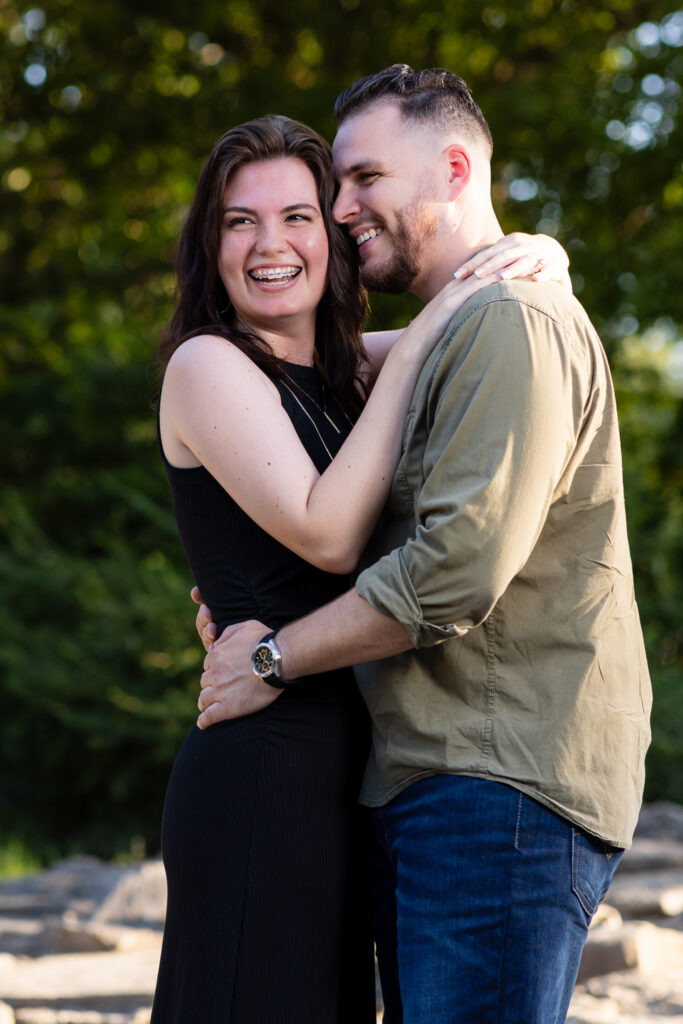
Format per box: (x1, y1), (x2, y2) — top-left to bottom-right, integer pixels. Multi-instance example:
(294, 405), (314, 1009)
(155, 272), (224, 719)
(280, 588), (413, 675)
(197, 589), (411, 728)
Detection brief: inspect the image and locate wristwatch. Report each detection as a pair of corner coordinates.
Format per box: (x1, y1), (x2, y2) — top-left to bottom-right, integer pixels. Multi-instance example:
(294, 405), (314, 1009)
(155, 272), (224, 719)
(251, 631), (291, 688)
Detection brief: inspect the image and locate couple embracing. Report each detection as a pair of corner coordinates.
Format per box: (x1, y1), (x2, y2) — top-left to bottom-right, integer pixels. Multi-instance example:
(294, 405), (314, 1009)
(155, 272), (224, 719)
(152, 64), (651, 1024)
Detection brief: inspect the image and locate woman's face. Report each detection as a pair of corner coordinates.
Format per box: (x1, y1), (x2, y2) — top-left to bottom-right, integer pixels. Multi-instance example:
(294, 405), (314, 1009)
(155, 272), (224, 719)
(218, 157), (330, 336)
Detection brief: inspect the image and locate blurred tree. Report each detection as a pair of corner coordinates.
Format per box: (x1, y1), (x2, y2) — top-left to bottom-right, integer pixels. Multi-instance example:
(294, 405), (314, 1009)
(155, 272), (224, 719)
(1, 0), (682, 857)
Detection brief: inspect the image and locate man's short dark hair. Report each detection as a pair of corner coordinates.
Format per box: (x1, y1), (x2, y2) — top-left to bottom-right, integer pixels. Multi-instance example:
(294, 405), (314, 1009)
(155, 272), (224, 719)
(334, 64), (493, 157)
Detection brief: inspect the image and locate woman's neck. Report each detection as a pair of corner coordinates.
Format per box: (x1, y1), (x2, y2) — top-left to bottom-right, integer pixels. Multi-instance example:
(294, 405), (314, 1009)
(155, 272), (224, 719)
(239, 316), (316, 367)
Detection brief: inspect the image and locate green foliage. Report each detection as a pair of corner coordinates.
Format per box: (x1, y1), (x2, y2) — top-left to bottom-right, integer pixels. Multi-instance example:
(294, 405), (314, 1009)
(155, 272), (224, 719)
(615, 349), (683, 800)
(1, 0), (682, 854)
(0, 837), (43, 879)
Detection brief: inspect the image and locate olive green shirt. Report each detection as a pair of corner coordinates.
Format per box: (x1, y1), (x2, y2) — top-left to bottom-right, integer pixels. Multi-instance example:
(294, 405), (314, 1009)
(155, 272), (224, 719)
(355, 280), (651, 848)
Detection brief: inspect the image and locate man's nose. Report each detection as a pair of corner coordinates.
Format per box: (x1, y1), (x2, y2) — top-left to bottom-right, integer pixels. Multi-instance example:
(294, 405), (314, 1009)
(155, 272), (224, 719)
(332, 182), (361, 224)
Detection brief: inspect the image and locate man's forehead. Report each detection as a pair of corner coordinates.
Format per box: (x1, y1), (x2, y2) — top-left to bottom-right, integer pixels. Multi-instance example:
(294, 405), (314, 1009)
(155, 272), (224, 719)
(332, 101), (407, 172)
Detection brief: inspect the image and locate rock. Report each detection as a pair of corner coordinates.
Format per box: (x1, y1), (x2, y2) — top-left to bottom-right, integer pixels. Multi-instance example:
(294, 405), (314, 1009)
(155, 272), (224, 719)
(569, 960), (683, 1023)
(0, 897), (59, 920)
(0, 919), (44, 957)
(0, 915), (117, 959)
(635, 802), (683, 843)
(0, 860), (128, 924)
(86, 925), (162, 954)
(631, 920), (683, 974)
(16, 1014), (131, 1023)
(590, 903), (623, 931)
(36, 920), (115, 957)
(608, 870), (683, 918)
(569, 922), (683, 1022)
(577, 923), (638, 982)
(578, 907), (683, 983)
(617, 837), (683, 874)
(15, 1012), (149, 1023)
(92, 864), (166, 930)
(0, 950), (160, 1012)
(0, 1001), (14, 1024)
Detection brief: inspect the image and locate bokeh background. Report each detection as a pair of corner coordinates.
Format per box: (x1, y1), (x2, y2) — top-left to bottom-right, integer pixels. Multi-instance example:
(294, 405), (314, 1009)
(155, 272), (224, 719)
(1, 0), (682, 870)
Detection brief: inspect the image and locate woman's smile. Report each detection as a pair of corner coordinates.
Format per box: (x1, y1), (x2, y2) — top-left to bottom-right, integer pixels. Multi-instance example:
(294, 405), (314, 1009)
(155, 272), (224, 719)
(247, 264), (303, 287)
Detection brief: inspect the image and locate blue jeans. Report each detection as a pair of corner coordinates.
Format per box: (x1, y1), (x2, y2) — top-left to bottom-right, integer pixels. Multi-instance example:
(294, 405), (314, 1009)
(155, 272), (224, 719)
(372, 775), (623, 1024)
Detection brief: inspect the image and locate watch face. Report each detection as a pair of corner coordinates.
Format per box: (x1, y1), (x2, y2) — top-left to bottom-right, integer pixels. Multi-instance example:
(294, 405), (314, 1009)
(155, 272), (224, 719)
(253, 644), (275, 676)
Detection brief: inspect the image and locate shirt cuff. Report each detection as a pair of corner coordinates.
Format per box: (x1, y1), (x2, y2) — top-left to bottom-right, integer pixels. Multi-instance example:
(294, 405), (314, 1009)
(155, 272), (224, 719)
(356, 547), (466, 649)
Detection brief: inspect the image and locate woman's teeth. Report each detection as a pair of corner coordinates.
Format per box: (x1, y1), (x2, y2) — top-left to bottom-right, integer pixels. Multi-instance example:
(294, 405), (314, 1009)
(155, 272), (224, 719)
(250, 267), (301, 282)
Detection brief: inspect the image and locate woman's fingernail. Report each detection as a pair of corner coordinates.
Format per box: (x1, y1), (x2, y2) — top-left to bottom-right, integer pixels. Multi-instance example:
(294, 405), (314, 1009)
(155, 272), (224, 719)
(453, 267), (466, 280)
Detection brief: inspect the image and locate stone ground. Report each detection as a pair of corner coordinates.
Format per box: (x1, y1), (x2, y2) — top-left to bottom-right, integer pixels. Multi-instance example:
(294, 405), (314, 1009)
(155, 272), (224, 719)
(0, 803), (681, 1023)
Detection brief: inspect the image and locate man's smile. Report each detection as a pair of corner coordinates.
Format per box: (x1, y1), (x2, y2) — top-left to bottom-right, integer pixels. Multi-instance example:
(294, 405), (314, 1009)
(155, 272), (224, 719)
(355, 227), (383, 248)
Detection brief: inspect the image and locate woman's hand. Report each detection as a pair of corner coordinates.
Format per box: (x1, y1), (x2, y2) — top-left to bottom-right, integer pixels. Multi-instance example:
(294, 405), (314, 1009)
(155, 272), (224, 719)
(454, 233), (571, 290)
(192, 586), (216, 652)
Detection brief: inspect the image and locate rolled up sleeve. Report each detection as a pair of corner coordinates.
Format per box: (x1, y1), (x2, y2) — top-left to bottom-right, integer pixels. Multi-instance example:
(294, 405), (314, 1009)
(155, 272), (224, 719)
(356, 295), (587, 648)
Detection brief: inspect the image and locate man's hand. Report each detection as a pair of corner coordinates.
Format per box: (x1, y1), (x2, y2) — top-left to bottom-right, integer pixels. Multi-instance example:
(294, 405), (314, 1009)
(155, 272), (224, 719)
(197, 619), (282, 728)
(191, 586), (217, 652)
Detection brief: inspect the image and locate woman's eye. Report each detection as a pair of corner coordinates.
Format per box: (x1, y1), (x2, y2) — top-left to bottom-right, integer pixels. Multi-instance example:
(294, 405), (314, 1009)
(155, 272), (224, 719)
(287, 213), (311, 223)
(225, 217), (252, 228)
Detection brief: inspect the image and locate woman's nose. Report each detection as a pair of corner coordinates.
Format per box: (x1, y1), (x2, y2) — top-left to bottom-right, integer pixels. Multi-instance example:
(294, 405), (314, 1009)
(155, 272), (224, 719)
(255, 222), (288, 255)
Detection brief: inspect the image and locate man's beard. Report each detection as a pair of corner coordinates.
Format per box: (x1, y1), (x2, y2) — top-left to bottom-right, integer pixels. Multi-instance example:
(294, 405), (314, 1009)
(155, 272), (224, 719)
(360, 191), (438, 295)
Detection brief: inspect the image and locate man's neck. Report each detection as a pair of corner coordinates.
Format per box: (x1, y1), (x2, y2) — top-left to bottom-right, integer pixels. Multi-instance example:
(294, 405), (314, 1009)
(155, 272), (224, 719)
(412, 216), (503, 303)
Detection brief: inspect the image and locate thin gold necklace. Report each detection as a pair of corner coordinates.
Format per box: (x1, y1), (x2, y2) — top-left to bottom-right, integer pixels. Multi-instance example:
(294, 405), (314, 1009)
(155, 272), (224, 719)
(279, 378), (336, 461)
(281, 370), (352, 434)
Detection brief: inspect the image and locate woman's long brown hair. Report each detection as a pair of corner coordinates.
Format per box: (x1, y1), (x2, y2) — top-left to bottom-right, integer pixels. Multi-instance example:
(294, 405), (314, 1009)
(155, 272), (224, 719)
(157, 115), (368, 419)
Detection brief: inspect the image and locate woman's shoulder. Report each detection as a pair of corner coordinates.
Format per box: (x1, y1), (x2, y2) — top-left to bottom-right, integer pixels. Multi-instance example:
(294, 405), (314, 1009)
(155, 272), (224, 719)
(166, 332), (250, 372)
(165, 331), (278, 387)
(162, 335), (282, 423)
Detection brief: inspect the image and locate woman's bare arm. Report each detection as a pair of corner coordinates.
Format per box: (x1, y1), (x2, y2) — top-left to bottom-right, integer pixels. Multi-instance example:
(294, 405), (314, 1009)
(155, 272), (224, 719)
(160, 271), (497, 576)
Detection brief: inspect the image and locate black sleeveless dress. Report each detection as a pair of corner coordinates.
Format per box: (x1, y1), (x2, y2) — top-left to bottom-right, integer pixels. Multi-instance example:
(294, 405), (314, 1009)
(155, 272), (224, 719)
(152, 362), (376, 1024)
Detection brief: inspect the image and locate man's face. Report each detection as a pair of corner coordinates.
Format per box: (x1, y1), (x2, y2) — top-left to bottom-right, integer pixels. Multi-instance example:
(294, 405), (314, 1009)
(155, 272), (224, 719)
(332, 100), (440, 295)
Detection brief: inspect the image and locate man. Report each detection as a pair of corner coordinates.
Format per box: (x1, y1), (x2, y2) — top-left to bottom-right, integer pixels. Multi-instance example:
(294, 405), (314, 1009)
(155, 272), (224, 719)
(196, 66), (651, 1023)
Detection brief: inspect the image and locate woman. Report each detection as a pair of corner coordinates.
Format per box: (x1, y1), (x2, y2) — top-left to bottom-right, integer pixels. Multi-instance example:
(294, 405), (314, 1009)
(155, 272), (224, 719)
(152, 115), (569, 1023)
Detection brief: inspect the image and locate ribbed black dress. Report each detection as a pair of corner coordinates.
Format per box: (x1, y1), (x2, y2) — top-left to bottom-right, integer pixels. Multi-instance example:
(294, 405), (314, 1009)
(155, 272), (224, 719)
(152, 361), (376, 1024)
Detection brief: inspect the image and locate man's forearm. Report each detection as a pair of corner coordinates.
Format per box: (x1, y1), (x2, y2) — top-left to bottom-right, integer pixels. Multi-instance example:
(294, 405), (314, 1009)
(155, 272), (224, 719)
(277, 587), (413, 680)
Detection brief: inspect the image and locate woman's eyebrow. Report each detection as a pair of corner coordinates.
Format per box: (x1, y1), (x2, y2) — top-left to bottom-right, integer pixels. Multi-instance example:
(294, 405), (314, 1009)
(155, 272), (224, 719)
(222, 203), (319, 214)
(223, 205), (256, 215)
(281, 203), (319, 213)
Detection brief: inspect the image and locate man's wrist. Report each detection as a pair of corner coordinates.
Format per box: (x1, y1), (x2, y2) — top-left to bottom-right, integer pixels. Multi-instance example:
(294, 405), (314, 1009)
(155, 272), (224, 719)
(251, 629), (299, 689)
(273, 624), (293, 682)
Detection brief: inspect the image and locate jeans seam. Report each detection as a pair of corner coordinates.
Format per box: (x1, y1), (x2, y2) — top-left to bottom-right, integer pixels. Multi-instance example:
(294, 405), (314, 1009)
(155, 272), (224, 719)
(495, 819), (518, 1024)
(514, 793), (523, 851)
(572, 828), (597, 917)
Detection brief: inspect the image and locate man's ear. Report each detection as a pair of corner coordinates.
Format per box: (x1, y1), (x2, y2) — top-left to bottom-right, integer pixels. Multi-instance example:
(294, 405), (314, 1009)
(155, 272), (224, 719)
(443, 144), (471, 198)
